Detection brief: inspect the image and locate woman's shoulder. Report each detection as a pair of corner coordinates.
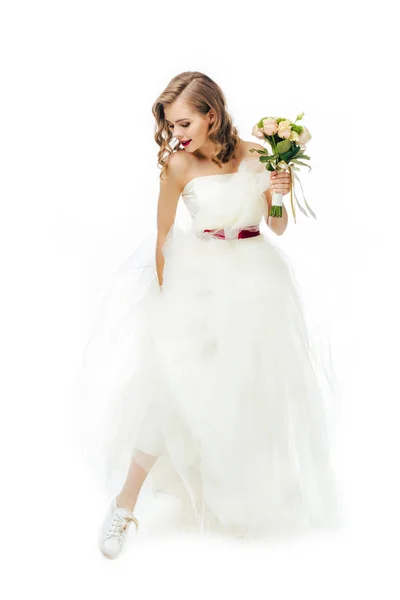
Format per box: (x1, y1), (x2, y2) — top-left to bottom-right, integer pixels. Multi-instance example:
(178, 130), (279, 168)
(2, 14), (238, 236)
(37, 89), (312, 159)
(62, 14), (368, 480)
(165, 148), (188, 169)
(161, 150), (190, 187)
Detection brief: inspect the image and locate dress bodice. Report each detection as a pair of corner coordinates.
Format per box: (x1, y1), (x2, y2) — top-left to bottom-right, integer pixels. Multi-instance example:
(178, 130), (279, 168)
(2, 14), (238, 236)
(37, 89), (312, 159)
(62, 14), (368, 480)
(181, 157), (271, 233)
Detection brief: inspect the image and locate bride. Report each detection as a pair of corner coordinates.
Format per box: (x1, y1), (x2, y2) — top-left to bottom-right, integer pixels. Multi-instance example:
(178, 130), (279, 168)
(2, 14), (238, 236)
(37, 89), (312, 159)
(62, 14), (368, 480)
(71, 70), (342, 558)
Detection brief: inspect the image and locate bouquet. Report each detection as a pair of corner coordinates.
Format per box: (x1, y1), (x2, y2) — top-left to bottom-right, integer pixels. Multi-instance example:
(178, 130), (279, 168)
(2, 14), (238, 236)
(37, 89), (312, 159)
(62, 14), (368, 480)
(251, 112), (316, 224)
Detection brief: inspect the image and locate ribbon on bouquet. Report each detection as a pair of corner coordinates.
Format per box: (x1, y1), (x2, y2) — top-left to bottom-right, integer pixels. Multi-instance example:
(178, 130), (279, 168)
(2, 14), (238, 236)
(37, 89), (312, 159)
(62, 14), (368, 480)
(289, 165), (317, 223)
(270, 165), (317, 224)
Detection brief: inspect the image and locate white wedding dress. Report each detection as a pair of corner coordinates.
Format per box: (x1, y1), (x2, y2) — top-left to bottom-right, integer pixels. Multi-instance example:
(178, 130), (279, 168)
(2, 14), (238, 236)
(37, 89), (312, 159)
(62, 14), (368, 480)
(71, 156), (342, 541)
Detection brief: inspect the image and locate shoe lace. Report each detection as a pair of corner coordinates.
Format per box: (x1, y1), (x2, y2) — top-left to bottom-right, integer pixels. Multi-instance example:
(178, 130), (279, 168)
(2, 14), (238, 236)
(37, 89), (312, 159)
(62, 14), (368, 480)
(104, 513), (139, 541)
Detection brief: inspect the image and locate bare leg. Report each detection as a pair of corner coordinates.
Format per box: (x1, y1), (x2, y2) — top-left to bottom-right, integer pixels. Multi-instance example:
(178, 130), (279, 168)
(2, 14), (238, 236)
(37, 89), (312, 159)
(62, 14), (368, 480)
(116, 450), (158, 512)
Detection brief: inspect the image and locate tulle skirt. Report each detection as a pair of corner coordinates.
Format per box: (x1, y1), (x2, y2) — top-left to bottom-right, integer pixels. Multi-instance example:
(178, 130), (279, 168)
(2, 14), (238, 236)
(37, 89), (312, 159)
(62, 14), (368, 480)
(70, 222), (343, 542)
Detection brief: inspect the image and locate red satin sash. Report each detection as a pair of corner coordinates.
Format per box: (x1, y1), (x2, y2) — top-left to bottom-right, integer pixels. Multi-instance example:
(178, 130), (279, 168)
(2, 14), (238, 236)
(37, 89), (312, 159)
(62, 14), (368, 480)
(203, 225), (260, 240)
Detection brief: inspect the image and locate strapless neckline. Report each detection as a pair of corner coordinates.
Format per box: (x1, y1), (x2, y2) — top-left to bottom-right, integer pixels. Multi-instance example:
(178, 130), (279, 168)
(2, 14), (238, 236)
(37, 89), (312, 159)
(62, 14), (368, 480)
(182, 157), (250, 193)
(183, 171), (241, 193)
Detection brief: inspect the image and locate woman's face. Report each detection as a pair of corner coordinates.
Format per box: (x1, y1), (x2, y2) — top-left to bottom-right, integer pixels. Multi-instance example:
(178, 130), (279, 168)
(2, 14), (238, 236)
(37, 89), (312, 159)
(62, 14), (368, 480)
(164, 99), (215, 155)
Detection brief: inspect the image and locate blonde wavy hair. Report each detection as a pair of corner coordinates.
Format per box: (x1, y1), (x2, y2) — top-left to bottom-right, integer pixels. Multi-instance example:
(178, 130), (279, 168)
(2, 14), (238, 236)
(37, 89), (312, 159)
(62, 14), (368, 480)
(152, 71), (242, 182)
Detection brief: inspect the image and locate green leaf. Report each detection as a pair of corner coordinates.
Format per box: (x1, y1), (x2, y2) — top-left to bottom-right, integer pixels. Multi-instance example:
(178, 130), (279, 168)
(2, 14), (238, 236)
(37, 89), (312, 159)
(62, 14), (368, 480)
(256, 118), (270, 128)
(291, 159), (312, 170)
(295, 112), (304, 122)
(294, 153), (310, 160)
(259, 154), (277, 163)
(276, 139), (291, 154)
(249, 148), (269, 155)
(281, 145), (301, 162)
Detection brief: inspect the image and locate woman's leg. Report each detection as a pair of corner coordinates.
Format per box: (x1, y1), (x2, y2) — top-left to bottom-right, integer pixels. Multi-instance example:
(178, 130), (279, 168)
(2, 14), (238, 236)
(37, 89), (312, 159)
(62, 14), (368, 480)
(116, 450), (158, 512)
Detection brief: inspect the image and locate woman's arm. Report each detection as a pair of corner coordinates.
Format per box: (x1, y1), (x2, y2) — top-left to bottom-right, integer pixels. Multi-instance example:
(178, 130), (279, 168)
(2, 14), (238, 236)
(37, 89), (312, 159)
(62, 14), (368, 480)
(155, 153), (185, 287)
(248, 142), (290, 236)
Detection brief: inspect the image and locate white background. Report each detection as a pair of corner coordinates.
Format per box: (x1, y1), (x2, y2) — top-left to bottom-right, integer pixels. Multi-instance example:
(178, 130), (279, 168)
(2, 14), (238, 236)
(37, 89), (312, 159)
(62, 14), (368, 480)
(1, 0), (399, 597)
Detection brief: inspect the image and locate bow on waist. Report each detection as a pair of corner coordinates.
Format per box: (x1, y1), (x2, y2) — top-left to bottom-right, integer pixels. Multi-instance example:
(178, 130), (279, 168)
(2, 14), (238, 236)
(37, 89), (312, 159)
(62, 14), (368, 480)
(200, 225), (261, 240)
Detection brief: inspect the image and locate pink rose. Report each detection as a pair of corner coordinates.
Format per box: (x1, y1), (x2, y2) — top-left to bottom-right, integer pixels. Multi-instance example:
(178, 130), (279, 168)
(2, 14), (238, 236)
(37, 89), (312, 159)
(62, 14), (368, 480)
(262, 118), (278, 136)
(298, 127), (312, 145)
(252, 124), (265, 139)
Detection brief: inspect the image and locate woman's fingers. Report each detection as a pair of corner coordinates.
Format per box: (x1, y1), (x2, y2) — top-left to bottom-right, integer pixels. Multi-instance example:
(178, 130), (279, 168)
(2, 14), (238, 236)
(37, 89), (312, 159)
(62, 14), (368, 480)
(271, 171), (291, 193)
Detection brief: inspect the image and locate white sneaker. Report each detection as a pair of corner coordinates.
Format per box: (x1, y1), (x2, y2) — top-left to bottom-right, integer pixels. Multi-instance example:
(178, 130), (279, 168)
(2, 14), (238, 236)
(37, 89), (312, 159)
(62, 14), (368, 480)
(99, 496), (140, 559)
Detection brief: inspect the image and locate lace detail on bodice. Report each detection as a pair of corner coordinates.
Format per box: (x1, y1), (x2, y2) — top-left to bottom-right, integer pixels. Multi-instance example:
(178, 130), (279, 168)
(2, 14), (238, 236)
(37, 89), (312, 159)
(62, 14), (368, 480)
(181, 157), (271, 232)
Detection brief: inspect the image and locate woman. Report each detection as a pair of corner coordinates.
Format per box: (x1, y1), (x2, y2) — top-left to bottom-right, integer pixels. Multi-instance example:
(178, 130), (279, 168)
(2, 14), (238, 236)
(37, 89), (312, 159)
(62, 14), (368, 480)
(72, 71), (342, 558)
